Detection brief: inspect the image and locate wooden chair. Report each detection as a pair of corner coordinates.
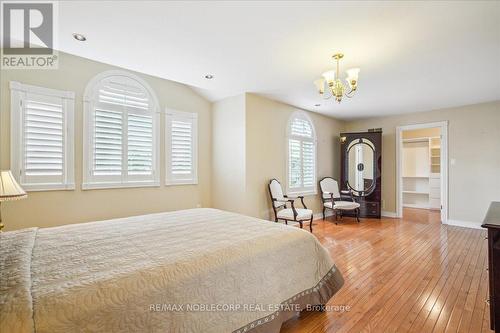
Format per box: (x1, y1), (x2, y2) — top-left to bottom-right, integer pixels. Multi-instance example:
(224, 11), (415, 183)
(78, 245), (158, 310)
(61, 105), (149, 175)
(268, 179), (313, 232)
(319, 177), (360, 224)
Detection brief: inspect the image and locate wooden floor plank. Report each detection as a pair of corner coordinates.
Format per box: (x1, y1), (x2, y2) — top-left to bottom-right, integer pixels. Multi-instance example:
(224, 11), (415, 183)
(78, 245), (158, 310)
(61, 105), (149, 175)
(280, 208), (492, 333)
(386, 227), (473, 333)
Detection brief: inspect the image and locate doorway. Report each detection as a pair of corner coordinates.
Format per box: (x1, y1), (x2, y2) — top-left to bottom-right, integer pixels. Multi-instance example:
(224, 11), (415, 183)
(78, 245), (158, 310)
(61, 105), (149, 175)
(396, 121), (448, 223)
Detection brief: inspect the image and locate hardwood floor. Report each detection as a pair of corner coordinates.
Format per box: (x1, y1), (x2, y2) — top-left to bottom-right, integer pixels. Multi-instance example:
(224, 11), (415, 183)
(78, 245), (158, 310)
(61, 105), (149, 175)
(280, 208), (493, 333)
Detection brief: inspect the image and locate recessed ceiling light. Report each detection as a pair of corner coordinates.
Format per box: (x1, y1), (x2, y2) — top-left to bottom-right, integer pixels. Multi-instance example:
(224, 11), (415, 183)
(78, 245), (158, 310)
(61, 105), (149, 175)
(72, 33), (86, 41)
(204, 74), (214, 79)
(314, 104), (321, 107)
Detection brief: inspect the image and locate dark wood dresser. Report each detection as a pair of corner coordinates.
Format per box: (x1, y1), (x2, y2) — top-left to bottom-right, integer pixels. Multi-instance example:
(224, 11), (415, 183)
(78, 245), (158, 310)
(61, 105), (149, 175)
(482, 201), (500, 332)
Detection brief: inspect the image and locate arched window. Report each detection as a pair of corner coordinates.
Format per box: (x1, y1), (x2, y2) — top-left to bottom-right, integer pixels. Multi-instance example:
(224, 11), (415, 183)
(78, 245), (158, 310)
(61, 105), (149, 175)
(286, 112), (317, 195)
(83, 70), (160, 189)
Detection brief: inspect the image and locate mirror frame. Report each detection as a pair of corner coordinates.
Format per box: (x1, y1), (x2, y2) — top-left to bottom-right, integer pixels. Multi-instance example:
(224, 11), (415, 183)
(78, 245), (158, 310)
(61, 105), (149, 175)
(346, 138), (376, 197)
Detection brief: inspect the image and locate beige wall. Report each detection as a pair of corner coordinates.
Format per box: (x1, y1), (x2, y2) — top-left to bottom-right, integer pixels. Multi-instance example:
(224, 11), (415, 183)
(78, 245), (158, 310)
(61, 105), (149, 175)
(211, 95), (247, 214)
(344, 101), (500, 224)
(245, 93), (344, 220)
(0, 52), (212, 231)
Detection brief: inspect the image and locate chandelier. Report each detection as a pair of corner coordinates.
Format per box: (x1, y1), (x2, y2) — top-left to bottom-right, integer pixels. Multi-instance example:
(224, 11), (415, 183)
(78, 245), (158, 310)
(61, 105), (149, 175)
(314, 53), (360, 103)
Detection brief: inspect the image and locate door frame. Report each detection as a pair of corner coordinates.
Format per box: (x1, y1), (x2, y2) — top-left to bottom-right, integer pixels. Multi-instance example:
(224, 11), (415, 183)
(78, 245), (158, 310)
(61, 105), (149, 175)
(396, 121), (448, 223)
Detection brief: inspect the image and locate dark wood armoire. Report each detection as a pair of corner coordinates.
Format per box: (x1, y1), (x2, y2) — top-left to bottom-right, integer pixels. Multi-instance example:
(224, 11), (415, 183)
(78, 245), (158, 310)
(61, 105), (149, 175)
(340, 130), (382, 218)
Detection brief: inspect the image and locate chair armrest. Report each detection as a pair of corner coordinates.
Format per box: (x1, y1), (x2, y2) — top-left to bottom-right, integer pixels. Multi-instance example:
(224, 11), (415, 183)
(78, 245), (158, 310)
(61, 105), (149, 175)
(285, 195), (304, 199)
(285, 195), (307, 209)
(340, 189), (356, 202)
(284, 195), (307, 209)
(273, 198), (295, 203)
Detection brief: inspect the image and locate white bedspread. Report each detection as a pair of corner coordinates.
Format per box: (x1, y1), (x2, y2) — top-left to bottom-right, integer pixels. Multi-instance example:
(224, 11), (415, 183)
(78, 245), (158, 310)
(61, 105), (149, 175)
(0, 208), (342, 333)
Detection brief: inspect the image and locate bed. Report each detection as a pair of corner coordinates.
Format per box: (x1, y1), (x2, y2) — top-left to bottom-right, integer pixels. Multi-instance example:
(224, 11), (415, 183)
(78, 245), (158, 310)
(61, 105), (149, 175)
(0, 208), (343, 333)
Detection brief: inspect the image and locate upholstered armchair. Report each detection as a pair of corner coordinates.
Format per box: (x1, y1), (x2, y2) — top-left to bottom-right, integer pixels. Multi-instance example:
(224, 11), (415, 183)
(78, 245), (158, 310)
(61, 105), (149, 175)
(319, 177), (360, 224)
(268, 179), (313, 232)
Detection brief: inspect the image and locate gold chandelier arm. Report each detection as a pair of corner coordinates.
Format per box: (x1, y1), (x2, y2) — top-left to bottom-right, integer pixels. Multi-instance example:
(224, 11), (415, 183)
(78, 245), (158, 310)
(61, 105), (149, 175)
(345, 86), (356, 98)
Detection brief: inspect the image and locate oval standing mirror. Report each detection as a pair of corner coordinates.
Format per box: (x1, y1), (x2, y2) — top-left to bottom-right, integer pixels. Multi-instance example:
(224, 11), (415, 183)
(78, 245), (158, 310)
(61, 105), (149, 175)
(347, 138), (375, 196)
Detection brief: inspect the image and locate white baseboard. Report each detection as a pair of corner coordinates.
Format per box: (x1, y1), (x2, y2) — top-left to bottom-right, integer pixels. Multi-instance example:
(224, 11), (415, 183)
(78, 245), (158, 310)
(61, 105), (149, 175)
(381, 211), (398, 218)
(445, 219), (483, 230)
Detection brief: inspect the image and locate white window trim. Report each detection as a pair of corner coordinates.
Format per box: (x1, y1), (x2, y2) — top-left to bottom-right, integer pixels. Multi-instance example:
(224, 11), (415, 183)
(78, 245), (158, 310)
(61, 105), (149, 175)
(165, 109), (198, 186)
(10, 81), (75, 191)
(286, 111), (318, 196)
(82, 70), (160, 190)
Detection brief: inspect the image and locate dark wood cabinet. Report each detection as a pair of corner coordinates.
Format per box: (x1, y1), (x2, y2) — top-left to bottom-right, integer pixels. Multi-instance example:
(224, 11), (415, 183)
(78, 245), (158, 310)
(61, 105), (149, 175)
(340, 131), (382, 218)
(482, 202), (500, 333)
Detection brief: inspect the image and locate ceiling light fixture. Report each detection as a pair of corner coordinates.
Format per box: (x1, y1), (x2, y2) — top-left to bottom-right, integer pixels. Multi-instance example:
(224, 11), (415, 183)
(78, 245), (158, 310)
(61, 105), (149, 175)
(204, 74), (214, 79)
(72, 33), (86, 41)
(314, 53), (360, 103)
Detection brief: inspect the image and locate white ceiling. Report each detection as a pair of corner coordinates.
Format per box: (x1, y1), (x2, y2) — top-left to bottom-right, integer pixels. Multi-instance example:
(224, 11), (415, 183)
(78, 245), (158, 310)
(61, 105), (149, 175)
(57, 1), (500, 120)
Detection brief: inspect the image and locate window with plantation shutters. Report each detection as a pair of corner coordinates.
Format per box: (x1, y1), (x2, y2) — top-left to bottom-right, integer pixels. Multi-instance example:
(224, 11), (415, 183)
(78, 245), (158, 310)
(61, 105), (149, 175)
(287, 112), (317, 195)
(83, 71), (159, 189)
(165, 110), (198, 185)
(10, 82), (75, 191)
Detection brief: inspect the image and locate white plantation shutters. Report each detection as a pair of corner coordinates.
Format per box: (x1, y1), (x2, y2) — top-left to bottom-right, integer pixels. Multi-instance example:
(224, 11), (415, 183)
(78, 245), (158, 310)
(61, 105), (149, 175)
(93, 109), (123, 176)
(287, 113), (316, 194)
(10, 82), (75, 191)
(127, 113), (153, 175)
(83, 71), (159, 189)
(166, 110), (198, 185)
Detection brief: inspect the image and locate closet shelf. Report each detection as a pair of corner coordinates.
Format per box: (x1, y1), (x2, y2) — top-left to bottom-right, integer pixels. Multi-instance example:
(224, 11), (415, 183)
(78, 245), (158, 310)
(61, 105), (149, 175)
(402, 190), (429, 195)
(402, 176), (429, 178)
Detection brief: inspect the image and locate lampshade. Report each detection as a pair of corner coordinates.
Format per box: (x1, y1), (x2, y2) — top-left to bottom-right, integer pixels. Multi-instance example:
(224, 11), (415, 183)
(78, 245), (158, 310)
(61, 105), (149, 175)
(346, 68), (360, 81)
(321, 70), (336, 84)
(313, 78), (325, 94)
(0, 170), (27, 202)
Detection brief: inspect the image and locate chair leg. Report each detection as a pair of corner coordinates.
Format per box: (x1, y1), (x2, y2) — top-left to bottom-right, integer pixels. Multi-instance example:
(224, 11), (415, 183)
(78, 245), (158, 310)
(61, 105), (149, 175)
(334, 210), (338, 225)
(356, 209), (360, 223)
(309, 216), (313, 232)
(299, 221), (303, 229)
(322, 207), (325, 220)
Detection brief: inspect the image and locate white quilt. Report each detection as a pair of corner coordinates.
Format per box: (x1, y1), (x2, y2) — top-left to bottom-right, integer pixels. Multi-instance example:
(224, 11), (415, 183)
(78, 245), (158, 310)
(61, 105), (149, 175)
(0, 208), (342, 333)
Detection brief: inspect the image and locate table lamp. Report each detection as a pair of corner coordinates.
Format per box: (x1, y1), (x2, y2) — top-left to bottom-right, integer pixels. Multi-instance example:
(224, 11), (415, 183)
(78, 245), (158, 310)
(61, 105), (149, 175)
(0, 170), (27, 232)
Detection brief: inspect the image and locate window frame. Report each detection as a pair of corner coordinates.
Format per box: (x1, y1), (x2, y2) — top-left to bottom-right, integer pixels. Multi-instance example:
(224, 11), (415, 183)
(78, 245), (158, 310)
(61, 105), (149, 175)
(286, 111), (317, 196)
(165, 109), (198, 186)
(10, 81), (75, 191)
(82, 70), (160, 190)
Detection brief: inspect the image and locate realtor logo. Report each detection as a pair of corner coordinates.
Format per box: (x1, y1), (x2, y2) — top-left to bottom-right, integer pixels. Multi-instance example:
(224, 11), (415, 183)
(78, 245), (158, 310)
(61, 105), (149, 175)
(1, 1), (58, 69)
